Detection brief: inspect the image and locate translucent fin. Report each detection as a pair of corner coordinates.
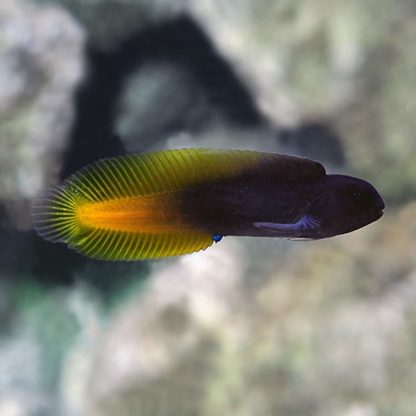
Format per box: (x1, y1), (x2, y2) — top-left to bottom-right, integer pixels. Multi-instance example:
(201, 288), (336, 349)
(32, 186), (82, 244)
(254, 215), (320, 233)
(70, 229), (213, 261)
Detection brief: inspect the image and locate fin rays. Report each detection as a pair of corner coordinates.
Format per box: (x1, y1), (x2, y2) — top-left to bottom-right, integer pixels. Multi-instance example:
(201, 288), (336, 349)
(66, 228), (213, 261)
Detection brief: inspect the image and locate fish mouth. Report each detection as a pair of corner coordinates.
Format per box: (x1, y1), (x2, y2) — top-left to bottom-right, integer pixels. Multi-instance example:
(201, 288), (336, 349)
(373, 196), (385, 221)
(361, 206), (383, 227)
(375, 209), (384, 220)
(371, 207), (384, 222)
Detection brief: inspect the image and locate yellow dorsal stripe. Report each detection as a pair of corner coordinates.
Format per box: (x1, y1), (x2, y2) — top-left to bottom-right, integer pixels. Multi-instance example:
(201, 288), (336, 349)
(64, 148), (264, 203)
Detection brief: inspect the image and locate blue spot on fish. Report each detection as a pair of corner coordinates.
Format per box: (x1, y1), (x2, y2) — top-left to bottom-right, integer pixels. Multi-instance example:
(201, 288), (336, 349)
(212, 234), (223, 243)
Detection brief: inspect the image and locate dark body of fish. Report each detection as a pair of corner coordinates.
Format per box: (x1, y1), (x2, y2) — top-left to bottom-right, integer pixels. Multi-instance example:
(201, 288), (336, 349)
(179, 172), (384, 240)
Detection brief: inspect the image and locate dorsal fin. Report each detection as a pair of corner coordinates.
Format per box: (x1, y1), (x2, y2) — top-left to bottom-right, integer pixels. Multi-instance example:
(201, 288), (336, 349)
(61, 148), (325, 203)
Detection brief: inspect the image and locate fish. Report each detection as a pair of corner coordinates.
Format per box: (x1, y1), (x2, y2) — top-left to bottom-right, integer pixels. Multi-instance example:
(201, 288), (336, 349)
(31, 148), (384, 261)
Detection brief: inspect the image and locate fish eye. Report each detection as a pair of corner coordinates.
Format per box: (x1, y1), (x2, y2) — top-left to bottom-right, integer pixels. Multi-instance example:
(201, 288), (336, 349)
(343, 185), (362, 199)
(352, 188), (373, 207)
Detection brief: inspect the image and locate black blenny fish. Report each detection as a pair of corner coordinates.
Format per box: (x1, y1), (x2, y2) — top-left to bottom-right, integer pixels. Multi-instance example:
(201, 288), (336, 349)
(32, 148), (384, 260)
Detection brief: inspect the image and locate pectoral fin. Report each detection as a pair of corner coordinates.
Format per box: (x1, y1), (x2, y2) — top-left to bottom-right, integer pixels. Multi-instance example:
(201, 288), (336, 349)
(254, 215), (320, 234)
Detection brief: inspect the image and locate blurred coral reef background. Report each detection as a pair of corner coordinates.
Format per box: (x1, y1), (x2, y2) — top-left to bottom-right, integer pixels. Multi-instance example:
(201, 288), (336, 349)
(0, 0), (415, 415)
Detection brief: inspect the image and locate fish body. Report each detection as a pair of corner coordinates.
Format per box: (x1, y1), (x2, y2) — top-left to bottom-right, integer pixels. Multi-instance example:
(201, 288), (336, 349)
(32, 148), (384, 261)
(177, 179), (307, 237)
(177, 173), (384, 239)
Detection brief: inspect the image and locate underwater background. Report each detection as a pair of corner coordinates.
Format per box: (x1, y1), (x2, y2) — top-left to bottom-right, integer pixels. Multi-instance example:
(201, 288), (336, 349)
(1, 0), (416, 415)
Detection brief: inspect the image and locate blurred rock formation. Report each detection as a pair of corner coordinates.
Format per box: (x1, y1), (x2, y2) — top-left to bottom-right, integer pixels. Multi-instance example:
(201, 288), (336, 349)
(0, 0), (415, 415)
(0, 0), (84, 203)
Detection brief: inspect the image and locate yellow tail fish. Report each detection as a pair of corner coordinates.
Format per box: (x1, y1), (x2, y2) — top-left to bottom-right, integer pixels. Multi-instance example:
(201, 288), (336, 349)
(32, 148), (384, 261)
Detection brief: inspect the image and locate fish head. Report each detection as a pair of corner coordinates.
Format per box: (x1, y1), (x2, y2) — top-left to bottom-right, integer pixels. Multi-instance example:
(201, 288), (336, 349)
(306, 174), (385, 238)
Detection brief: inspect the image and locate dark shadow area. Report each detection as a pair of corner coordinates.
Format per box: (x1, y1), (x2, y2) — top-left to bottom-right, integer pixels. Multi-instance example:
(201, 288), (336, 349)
(62, 14), (264, 177)
(0, 222), (148, 298)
